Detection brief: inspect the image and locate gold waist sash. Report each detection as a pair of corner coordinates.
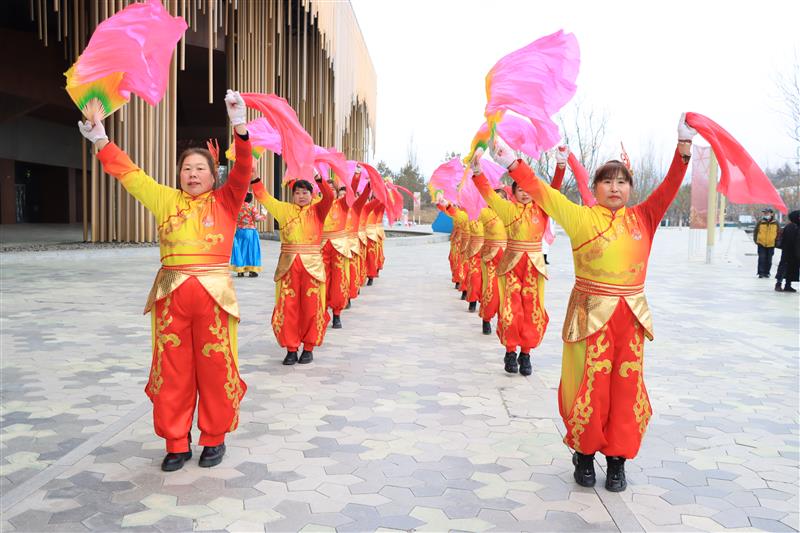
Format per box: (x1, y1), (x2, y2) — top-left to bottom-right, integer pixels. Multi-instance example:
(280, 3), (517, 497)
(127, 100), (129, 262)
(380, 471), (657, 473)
(481, 240), (506, 262)
(322, 230), (352, 258)
(563, 277), (652, 343)
(144, 263), (239, 319)
(506, 240), (542, 253)
(498, 239), (546, 278)
(276, 243), (325, 283)
(466, 236), (485, 258)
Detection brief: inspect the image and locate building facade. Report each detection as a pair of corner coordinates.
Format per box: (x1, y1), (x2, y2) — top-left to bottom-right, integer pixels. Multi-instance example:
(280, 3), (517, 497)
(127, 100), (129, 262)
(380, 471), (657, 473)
(0, 0), (376, 242)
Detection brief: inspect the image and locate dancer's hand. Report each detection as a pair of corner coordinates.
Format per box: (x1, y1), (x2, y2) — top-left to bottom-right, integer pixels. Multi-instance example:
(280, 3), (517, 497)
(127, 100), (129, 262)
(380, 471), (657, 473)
(469, 148), (484, 176)
(225, 90), (247, 126)
(556, 146), (568, 167)
(489, 135), (516, 169)
(677, 112), (697, 142)
(77, 119), (108, 145)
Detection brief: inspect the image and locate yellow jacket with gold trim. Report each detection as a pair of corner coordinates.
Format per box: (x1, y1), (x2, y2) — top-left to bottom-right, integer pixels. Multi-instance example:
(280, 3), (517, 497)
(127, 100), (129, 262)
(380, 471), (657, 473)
(96, 132), (253, 318)
(509, 149), (689, 342)
(473, 173), (547, 278)
(252, 178), (334, 282)
(322, 196), (351, 258)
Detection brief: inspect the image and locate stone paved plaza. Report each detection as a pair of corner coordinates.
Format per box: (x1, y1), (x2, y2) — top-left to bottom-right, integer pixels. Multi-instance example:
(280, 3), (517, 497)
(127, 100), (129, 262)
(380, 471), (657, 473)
(1, 228), (798, 532)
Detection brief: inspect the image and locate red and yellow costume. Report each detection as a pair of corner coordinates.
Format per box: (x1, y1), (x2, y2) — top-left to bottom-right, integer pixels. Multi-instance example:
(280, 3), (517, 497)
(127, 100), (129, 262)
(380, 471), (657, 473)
(365, 199), (383, 279)
(477, 207), (507, 322)
(321, 194), (351, 316)
(510, 149), (689, 458)
(357, 196), (372, 286)
(463, 219), (485, 304)
(346, 183), (371, 300)
(96, 133), (252, 453)
(473, 174), (550, 353)
(253, 178), (334, 352)
(451, 207), (470, 287)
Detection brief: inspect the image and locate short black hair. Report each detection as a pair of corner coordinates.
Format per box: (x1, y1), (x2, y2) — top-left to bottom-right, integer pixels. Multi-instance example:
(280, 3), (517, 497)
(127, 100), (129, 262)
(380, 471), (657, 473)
(244, 192), (253, 203)
(292, 180), (314, 193)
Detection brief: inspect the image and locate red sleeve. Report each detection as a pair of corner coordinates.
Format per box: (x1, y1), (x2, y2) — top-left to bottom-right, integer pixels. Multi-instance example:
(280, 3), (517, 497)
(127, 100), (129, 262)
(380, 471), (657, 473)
(472, 172), (493, 199)
(353, 183), (371, 215)
(315, 178), (334, 222)
(217, 132), (253, 214)
(445, 205), (457, 217)
(550, 164), (566, 190)
(637, 148), (689, 236)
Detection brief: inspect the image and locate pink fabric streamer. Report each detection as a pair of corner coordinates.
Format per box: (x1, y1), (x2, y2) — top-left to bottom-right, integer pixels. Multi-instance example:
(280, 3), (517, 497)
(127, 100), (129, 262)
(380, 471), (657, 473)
(543, 219), (555, 245)
(429, 158), (465, 207)
(247, 117), (282, 154)
(359, 163), (388, 207)
(314, 146), (355, 206)
(480, 158), (506, 189)
(484, 30), (580, 158)
(384, 185), (403, 224)
(567, 153), (596, 206)
(457, 177), (486, 220)
(476, 114), (542, 159)
(685, 112), (787, 214)
(242, 92), (315, 182)
(71, 0), (186, 106)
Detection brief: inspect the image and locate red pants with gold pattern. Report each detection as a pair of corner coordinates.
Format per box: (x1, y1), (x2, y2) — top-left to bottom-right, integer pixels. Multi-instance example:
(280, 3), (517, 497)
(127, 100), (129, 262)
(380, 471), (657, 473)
(322, 241), (349, 315)
(558, 302), (652, 459)
(272, 256), (330, 352)
(479, 247), (503, 321)
(146, 277), (246, 453)
(497, 255), (548, 353)
(377, 239), (385, 271)
(366, 239), (380, 278)
(349, 252), (362, 299)
(465, 252), (482, 303)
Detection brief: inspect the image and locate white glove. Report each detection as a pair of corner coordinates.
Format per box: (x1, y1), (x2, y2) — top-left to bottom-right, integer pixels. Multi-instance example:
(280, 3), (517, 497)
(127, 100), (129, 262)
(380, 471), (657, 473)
(225, 89), (247, 126)
(489, 135), (516, 169)
(555, 146), (568, 166)
(678, 112), (697, 141)
(469, 148), (484, 176)
(77, 119), (108, 144)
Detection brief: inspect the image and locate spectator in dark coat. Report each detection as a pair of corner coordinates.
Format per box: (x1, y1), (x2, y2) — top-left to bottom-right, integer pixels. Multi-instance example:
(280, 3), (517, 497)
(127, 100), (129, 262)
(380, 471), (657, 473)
(775, 210), (799, 292)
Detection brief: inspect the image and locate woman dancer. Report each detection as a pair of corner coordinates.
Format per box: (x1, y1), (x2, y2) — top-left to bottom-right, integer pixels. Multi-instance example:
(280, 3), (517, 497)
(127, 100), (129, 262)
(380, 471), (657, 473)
(78, 90), (252, 471)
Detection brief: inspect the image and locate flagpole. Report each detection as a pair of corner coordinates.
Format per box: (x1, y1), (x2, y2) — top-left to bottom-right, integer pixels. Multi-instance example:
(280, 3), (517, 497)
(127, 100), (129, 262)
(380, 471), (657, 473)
(718, 193), (726, 236)
(706, 150), (718, 264)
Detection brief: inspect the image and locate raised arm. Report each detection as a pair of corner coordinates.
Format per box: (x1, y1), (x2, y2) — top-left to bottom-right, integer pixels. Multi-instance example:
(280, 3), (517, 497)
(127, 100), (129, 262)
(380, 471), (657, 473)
(637, 147), (690, 235)
(471, 172), (514, 223)
(507, 160), (585, 237)
(252, 178), (290, 225)
(314, 176), (334, 222)
(90, 123), (173, 216)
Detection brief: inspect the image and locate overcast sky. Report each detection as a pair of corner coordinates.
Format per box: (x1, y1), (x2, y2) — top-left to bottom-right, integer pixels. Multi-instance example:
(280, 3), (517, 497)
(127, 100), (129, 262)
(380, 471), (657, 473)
(350, 0), (800, 180)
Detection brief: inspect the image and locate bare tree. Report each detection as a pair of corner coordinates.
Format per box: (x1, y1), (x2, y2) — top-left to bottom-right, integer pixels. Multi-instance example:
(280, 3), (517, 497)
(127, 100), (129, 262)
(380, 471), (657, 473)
(629, 139), (664, 204)
(776, 50), (800, 144)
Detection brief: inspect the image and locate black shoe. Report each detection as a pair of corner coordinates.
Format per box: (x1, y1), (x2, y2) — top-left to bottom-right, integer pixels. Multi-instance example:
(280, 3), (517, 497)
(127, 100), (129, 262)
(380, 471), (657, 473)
(572, 452), (596, 487)
(367, 277), (374, 286)
(283, 351), (298, 365)
(468, 301), (477, 312)
(460, 290), (467, 300)
(236, 272), (244, 277)
(332, 315), (342, 329)
(775, 282), (784, 292)
(544, 254), (549, 265)
(785, 284), (797, 293)
(161, 451), (192, 472)
(248, 272), (259, 278)
(605, 456), (627, 492)
(298, 350), (314, 364)
(482, 321), (492, 335)
(346, 300), (352, 309)
(504, 352), (518, 374)
(455, 282), (460, 290)
(518, 353), (532, 376)
(198, 443), (226, 468)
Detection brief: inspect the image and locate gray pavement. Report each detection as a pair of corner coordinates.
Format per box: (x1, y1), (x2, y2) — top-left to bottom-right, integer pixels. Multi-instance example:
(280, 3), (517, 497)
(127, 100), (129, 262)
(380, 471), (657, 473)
(1, 227), (797, 532)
